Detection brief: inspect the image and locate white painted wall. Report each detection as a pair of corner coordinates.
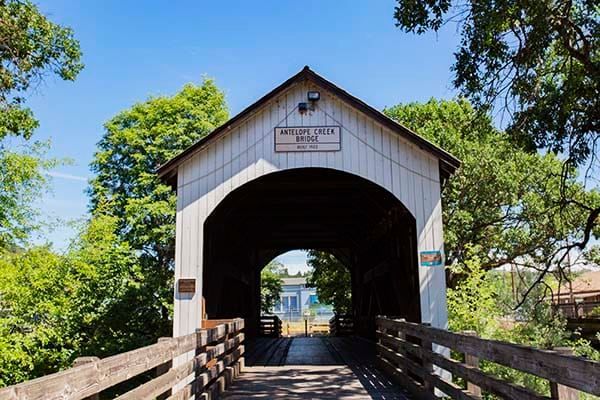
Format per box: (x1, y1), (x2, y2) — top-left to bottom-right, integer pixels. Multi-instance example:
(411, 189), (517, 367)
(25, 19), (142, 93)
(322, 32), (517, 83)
(173, 80), (448, 342)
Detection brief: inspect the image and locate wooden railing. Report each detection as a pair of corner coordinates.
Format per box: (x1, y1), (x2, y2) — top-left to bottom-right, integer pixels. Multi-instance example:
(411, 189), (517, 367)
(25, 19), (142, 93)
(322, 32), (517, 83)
(329, 314), (353, 336)
(259, 315), (282, 337)
(0, 318), (244, 400)
(375, 316), (600, 400)
(555, 301), (600, 318)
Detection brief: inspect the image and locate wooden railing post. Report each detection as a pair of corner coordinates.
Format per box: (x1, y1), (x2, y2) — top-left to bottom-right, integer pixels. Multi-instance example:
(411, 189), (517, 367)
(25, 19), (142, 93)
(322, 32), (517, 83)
(396, 318), (406, 340)
(72, 357), (100, 400)
(461, 330), (482, 397)
(550, 347), (579, 400)
(393, 318), (406, 370)
(155, 337), (173, 400)
(421, 323), (435, 395)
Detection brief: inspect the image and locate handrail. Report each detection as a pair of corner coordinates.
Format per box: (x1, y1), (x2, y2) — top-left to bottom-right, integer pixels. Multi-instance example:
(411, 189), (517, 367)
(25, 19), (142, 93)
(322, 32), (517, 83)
(0, 318), (245, 400)
(329, 314), (353, 336)
(375, 316), (600, 399)
(259, 315), (282, 337)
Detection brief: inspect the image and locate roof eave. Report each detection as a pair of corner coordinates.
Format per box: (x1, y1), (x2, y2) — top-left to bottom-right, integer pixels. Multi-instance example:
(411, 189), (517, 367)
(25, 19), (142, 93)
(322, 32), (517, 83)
(156, 66), (461, 186)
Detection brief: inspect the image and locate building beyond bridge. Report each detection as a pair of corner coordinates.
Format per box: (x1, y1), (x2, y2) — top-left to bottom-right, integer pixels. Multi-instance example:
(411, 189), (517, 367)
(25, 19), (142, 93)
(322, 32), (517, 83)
(271, 276), (333, 323)
(554, 270), (600, 318)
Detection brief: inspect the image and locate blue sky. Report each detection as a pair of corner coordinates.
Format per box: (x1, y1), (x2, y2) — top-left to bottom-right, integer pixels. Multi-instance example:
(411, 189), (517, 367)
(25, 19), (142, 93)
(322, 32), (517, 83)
(26, 1), (461, 267)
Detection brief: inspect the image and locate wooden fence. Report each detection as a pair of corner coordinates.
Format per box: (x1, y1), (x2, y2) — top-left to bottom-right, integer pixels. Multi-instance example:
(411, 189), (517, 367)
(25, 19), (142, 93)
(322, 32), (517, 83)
(0, 318), (244, 400)
(329, 314), (354, 336)
(375, 316), (600, 400)
(258, 315), (282, 337)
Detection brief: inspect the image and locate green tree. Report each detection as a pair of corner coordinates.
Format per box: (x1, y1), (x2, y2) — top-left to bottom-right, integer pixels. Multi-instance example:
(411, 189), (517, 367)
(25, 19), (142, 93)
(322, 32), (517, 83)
(0, 0), (82, 249)
(393, 0), (598, 167)
(89, 81), (229, 334)
(0, 213), (137, 386)
(306, 100), (597, 308)
(447, 249), (600, 398)
(0, 246), (73, 386)
(67, 210), (154, 357)
(0, 142), (57, 248)
(306, 251), (351, 314)
(260, 260), (284, 314)
(0, 0), (83, 140)
(384, 99), (599, 294)
(393, 0), (600, 285)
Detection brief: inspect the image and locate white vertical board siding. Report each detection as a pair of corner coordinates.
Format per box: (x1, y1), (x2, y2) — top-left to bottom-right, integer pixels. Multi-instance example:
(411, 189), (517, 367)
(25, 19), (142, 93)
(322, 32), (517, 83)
(174, 81), (448, 339)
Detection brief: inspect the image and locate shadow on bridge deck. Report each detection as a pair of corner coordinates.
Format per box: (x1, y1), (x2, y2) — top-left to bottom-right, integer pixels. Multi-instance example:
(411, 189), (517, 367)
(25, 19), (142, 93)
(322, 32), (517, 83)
(223, 337), (411, 399)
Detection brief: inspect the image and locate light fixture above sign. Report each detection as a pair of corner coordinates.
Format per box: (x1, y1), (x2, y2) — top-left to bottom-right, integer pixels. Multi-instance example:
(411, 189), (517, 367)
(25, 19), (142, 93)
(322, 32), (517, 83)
(307, 91), (320, 101)
(298, 102), (309, 113)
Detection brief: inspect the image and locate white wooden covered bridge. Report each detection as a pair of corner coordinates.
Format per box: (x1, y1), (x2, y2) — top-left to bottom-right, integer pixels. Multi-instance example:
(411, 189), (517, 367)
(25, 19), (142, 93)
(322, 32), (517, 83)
(1, 67), (598, 400)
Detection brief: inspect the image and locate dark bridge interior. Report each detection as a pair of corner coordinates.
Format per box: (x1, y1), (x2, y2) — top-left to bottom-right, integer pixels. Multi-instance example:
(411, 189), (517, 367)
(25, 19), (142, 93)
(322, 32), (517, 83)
(203, 168), (420, 337)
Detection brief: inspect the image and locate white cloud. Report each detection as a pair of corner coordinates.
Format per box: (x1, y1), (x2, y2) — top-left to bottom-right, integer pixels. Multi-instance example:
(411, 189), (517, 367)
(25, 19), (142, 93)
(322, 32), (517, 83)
(46, 171), (88, 182)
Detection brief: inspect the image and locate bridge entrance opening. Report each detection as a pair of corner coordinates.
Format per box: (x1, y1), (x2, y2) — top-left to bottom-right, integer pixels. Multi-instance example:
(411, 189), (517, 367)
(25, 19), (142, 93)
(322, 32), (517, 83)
(202, 167), (420, 338)
(259, 250), (349, 337)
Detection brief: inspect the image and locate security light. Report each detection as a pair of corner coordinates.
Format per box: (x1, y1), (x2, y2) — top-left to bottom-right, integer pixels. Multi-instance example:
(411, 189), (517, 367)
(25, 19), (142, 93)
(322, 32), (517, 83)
(307, 91), (320, 101)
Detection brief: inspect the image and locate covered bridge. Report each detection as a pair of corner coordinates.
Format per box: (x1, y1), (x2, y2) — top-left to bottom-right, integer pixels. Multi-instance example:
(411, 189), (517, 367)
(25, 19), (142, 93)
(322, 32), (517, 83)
(157, 66), (460, 339)
(3, 67), (599, 400)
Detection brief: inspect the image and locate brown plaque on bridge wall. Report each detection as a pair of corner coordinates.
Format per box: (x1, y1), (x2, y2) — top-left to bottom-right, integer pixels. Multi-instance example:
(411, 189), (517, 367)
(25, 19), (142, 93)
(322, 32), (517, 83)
(178, 278), (196, 294)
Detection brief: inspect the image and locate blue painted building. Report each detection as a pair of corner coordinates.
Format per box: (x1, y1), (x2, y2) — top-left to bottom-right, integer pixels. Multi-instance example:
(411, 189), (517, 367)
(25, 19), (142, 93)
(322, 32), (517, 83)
(272, 277), (333, 322)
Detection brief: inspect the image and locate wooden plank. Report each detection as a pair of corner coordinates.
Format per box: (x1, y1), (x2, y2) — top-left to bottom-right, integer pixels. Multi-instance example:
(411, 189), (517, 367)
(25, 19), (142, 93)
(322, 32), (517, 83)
(550, 348), (579, 400)
(377, 343), (478, 400)
(116, 333), (243, 400)
(116, 351), (209, 400)
(420, 324), (435, 396)
(72, 357), (100, 400)
(170, 346), (245, 400)
(462, 331), (482, 397)
(0, 321), (243, 400)
(375, 355), (432, 400)
(377, 331), (548, 400)
(156, 338), (173, 400)
(376, 317), (600, 396)
(0, 331), (202, 400)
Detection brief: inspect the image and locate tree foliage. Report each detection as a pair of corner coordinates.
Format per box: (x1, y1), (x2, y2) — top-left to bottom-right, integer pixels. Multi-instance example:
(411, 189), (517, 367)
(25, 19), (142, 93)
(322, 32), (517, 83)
(384, 99), (599, 293)
(309, 100), (598, 306)
(393, 0), (600, 288)
(393, 0), (598, 167)
(260, 260), (284, 314)
(0, 142), (56, 248)
(89, 81), (229, 334)
(306, 251), (351, 314)
(0, 0), (82, 248)
(0, 214), (138, 386)
(0, 0), (83, 140)
(447, 249), (600, 397)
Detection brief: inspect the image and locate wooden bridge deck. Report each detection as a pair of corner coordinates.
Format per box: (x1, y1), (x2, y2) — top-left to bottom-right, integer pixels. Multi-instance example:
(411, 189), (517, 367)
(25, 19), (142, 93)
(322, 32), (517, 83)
(2, 317), (598, 399)
(223, 336), (411, 399)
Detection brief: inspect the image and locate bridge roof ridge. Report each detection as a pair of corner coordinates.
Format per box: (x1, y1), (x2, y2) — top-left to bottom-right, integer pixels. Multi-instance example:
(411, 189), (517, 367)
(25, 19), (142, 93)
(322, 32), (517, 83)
(156, 66), (461, 185)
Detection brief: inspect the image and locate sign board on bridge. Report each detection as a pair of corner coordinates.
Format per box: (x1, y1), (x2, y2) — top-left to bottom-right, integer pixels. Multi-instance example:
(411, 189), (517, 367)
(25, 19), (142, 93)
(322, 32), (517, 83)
(178, 278), (196, 293)
(420, 251), (443, 267)
(275, 126), (341, 152)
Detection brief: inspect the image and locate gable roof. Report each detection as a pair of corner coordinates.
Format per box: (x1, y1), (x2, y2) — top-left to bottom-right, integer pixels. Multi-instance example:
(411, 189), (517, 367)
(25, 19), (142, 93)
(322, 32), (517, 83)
(157, 66), (461, 185)
(557, 270), (600, 299)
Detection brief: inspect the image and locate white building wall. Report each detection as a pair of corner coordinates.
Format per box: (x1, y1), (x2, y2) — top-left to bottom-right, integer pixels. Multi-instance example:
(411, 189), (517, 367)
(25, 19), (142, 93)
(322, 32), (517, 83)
(173, 80), (448, 339)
